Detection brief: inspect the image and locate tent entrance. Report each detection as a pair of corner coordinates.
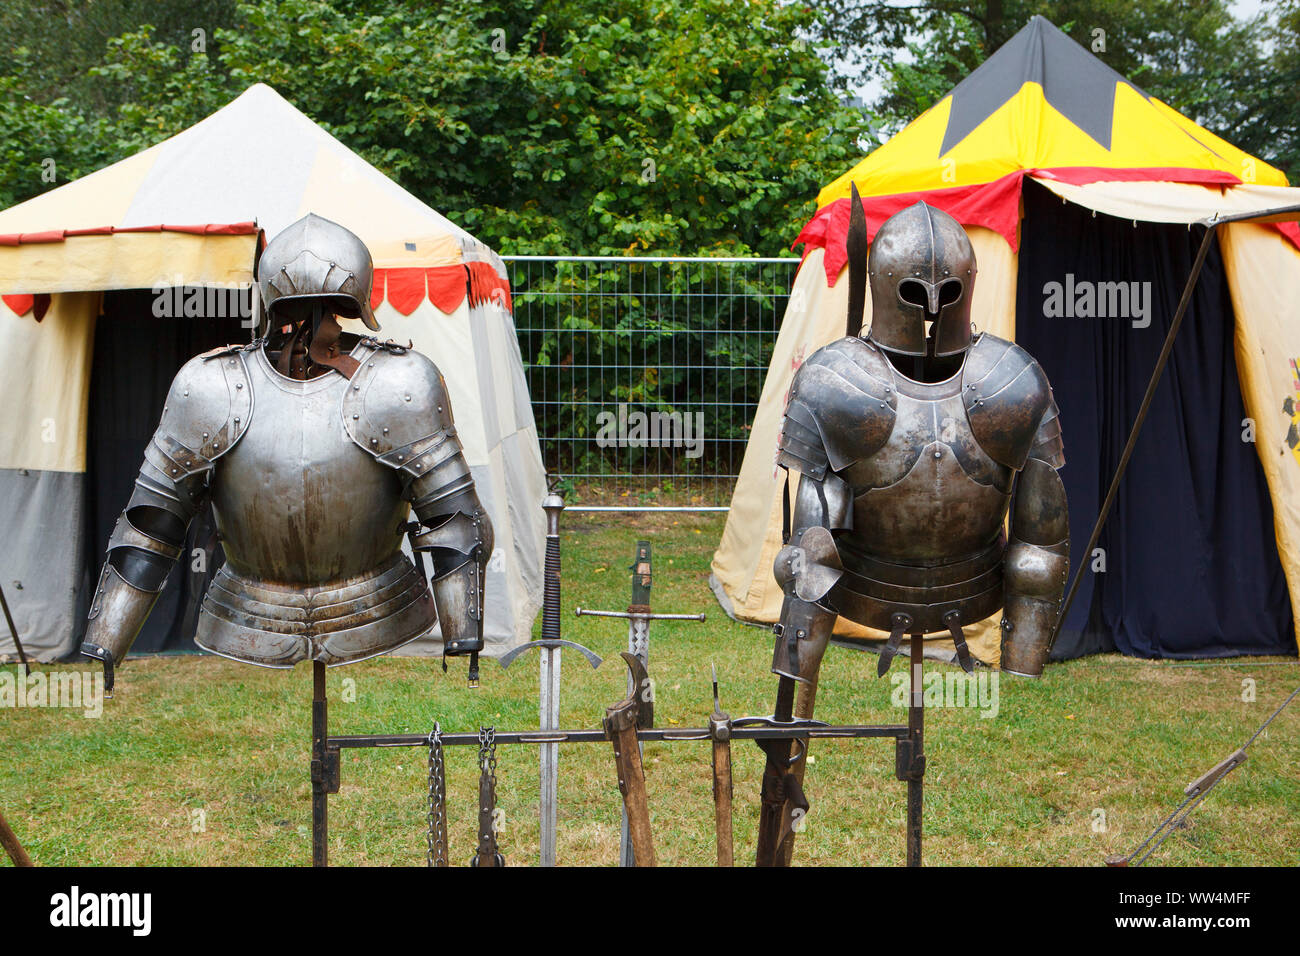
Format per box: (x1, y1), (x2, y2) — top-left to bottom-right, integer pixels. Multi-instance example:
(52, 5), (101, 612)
(82, 288), (250, 655)
(1016, 182), (1296, 660)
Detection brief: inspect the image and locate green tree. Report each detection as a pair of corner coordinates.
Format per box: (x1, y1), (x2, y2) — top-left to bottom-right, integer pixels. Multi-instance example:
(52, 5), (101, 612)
(815, 1), (1292, 180)
(2, 0), (870, 256)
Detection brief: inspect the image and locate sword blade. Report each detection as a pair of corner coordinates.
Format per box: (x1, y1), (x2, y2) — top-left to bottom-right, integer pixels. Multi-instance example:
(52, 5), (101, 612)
(539, 644), (560, 867)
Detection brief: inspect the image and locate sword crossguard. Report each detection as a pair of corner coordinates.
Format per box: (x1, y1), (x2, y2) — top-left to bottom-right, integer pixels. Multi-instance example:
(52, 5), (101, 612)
(574, 607), (706, 622)
(498, 639), (603, 670)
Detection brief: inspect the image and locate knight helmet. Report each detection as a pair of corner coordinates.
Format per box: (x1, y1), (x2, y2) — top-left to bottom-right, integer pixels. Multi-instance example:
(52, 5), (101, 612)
(866, 202), (976, 357)
(257, 213), (380, 331)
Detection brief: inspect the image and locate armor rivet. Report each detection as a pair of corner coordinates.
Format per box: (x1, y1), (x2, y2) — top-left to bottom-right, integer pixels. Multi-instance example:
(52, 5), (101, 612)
(369, 362), (375, 368)
(234, 417), (240, 425)
(404, 394), (411, 402)
(236, 383), (243, 389)
(382, 427), (389, 434)
(352, 413), (359, 420)
(371, 438), (378, 446)
(202, 432), (209, 439)
(934, 451), (941, 459)
(353, 384), (360, 391)
(171, 468), (178, 475)
(184, 390), (189, 397)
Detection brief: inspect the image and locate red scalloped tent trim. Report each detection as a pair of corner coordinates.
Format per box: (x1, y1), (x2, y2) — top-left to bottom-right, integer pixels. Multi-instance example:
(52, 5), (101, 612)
(797, 168), (1299, 286)
(0, 221), (514, 319)
(370, 263), (512, 316)
(2, 293), (51, 320)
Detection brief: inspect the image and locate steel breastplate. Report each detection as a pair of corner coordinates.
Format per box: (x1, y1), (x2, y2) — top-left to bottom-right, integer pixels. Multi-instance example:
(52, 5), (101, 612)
(833, 366), (1014, 633)
(195, 345), (435, 667)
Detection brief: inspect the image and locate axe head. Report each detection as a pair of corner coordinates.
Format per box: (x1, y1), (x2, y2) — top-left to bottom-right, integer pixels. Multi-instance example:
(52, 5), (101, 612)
(607, 651), (653, 730)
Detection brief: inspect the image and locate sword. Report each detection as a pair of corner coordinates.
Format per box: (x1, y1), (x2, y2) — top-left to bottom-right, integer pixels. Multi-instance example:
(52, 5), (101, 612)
(498, 491), (601, 867)
(575, 541), (704, 865)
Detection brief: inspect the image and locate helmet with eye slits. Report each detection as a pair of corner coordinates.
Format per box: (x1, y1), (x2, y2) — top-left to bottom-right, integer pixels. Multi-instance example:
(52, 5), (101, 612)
(866, 201), (976, 357)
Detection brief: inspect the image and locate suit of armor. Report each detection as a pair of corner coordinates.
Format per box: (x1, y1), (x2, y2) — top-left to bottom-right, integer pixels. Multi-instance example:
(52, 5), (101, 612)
(756, 200), (1068, 864)
(81, 215), (493, 692)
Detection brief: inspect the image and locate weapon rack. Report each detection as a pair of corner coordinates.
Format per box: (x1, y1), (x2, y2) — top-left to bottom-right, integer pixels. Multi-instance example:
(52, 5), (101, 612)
(308, 635), (929, 867)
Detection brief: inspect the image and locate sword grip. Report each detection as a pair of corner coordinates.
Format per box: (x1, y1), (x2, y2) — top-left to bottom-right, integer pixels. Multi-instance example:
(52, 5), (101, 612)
(542, 493), (563, 643)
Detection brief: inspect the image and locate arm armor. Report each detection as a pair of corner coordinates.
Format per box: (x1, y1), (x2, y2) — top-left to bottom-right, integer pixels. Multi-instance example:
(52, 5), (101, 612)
(408, 448), (494, 659)
(1000, 434), (1069, 678)
(81, 346), (249, 692)
(342, 342), (494, 661)
(770, 472), (851, 682)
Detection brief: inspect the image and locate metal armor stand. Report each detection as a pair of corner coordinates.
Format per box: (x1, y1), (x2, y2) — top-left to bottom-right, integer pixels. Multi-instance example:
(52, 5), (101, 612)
(903, 636), (925, 866)
(310, 661), (339, 868)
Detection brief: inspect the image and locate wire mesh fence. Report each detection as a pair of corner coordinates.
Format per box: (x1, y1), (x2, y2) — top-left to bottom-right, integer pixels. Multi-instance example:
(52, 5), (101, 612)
(503, 255), (799, 510)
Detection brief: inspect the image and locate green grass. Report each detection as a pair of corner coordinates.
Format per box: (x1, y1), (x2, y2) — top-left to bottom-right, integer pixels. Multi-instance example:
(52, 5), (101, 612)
(3, 511), (1297, 866)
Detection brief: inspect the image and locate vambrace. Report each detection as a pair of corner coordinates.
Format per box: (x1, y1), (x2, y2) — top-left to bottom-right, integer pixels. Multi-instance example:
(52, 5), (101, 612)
(408, 450), (494, 662)
(772, 594), (838, 683)
(1000, 457), (1069, 677)
(82, 460), (205, 693)
(770, 478), (847, 682)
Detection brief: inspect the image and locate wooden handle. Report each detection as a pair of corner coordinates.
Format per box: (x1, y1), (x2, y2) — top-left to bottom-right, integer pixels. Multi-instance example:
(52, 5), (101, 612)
(711, 738), (733, 866)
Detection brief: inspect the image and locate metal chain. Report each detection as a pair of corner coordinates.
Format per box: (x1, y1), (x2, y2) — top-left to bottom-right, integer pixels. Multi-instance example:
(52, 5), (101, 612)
(426, 722), (448, 867)
(472, 726), (503, 867)
(482, 726), (498, 782)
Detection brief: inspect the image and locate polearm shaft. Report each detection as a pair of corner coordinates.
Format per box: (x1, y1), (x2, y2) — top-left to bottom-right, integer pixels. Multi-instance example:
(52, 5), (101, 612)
(538, 493), (565, 868)
(0, 810), (33, 866)
(0, 582), (31, 676)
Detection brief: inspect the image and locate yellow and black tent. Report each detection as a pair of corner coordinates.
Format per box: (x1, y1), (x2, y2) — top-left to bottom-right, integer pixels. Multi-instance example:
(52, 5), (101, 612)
(712, 16), (1300, 664)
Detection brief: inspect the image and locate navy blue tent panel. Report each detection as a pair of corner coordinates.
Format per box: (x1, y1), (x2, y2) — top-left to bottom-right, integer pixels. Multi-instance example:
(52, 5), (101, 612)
(1016, 181), (1295, 660)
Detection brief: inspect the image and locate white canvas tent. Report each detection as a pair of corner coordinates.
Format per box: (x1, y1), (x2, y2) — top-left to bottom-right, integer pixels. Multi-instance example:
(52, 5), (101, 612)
(0, 83), (546, 662)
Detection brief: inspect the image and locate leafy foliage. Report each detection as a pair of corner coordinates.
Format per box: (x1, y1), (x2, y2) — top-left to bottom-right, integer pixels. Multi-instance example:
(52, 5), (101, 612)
(0, 0), (869, 256)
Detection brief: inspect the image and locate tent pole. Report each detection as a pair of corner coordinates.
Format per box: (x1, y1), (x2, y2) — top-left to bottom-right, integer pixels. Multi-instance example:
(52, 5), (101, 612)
(1048, 222), (1221, 650)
